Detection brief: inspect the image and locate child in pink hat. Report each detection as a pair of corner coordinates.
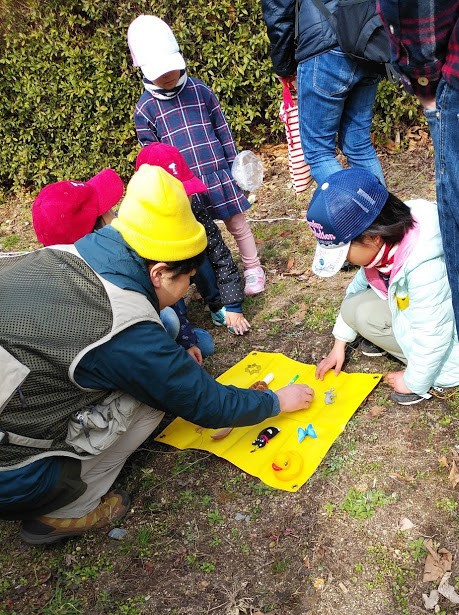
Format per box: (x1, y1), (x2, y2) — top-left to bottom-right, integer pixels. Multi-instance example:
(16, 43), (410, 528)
(32, 168), (123, 246)
(136, 142), (250, 335)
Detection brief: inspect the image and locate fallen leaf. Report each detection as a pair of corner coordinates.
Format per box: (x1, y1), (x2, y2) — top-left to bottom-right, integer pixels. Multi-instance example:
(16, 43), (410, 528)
(36, 567), (52, 584)
(283, 269), (306, 276)
(423, 540), (452, 582)
(143, 561), (155, 573)
(389, 472), (416, 484)
(367, 405), (386, 418)
(422, 589), (439, 610)
(439, 455), (449, 468)
(449, 459), (459, 488)
(287, 257), (295, 271)
(438, 572), (459, 604)
(339, 582), (349, 593)
(313, 577), (325, 591)
(399, 517), (414, 531)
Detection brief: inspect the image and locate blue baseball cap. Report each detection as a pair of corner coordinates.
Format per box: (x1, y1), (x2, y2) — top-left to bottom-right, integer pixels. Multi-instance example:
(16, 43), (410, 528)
(306, 169), (388, 277)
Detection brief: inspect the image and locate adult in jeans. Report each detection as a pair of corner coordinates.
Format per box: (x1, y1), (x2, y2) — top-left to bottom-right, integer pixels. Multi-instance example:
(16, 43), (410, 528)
(377, 1), (459, 330)
(262, 0), (385, 186)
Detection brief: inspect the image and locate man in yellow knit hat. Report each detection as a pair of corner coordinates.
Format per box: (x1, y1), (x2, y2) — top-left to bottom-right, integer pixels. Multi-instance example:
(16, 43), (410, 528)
(0, 165), (314, 544)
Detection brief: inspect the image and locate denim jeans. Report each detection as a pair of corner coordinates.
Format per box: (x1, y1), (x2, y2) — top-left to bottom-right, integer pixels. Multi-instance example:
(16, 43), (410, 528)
(297, 49), (385, 186)
(424, 79), (459, 331)
(160, 306), (214, 358)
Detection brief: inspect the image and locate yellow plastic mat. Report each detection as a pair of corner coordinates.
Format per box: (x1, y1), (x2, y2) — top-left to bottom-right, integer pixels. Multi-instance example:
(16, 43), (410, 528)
(156, 351), (381, 492)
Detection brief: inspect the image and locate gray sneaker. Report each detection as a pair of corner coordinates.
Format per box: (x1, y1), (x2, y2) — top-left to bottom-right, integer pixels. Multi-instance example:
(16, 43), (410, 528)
(360, 339), (387, 357)
(390, 391), (430, 405)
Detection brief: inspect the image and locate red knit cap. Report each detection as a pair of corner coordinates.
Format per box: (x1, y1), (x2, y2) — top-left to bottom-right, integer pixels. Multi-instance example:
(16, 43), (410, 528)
(32, 169), (124, 245)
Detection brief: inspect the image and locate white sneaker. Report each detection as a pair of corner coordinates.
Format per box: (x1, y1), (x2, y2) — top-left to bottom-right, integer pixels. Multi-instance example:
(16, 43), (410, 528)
(244, 266), (266, 296)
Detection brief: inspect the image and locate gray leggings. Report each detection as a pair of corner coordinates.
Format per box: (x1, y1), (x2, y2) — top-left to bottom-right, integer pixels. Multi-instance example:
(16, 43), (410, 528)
(341, 288), (406, 363)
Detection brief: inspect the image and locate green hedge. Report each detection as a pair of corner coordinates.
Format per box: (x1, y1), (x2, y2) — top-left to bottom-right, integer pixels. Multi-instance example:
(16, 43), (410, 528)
(0, 0), (423, 192)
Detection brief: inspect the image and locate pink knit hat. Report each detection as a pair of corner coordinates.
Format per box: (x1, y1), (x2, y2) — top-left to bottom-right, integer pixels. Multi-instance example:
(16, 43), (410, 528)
(135, 143), (207, 195)
(32, 168), (124, 245)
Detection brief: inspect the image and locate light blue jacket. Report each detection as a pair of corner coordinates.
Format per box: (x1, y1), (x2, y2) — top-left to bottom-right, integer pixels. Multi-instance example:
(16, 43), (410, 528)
(333, 199), (459, 395)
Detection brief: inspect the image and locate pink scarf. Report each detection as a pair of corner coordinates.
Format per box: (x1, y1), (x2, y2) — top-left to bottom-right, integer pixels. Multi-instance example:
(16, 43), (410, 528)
(365, 242), (399, 288)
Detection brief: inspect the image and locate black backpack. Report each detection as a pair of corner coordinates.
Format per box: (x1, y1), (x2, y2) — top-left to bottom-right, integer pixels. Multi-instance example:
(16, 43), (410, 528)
(310, 0), (397, 79)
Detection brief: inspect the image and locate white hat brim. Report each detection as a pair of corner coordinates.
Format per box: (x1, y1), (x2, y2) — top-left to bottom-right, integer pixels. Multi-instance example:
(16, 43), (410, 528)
(141, 53), (185, 82)
(311, 242), (350, 277)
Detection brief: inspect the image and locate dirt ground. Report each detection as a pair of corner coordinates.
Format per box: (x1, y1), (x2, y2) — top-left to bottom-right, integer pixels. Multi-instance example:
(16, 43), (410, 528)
(2, 142), (459, 615)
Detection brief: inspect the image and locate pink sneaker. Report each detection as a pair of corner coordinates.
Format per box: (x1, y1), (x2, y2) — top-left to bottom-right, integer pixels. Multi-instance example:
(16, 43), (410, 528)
(244, 266), (266, 296)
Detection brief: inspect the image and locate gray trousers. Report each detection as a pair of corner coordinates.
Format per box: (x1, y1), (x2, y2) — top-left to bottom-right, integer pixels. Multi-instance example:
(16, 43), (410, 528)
(51, 404), (164, 518)
(341, 288), (406, 363)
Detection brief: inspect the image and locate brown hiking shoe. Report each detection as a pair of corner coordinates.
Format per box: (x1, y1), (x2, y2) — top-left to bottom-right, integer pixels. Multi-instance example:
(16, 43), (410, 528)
(20, 488), (130, 545)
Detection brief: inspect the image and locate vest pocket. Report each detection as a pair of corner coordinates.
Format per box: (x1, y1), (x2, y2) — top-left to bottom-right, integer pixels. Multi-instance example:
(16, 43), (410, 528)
(66, 392), (142, 454)
(0, 346), (30, 414)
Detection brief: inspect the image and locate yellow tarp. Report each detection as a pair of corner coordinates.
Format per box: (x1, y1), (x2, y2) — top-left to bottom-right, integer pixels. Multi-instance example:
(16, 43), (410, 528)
(156, 351), (381, 492)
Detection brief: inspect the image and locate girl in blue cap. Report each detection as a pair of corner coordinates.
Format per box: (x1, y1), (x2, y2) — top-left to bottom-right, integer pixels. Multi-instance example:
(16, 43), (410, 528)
(307, 168), (459, 405)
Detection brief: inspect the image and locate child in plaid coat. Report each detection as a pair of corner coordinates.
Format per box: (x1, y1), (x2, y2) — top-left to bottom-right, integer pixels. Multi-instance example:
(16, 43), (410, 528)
(128, 15), (266, 301)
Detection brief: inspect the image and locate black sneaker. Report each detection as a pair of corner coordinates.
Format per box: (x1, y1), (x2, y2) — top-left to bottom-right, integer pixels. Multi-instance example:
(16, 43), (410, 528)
(390, 391), (430, 405)
(360, 339), (387, 357)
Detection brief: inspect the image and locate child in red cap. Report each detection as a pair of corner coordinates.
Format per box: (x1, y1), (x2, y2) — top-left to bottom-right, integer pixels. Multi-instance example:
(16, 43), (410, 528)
(136, 142), (250, 335)
(32, 168), (123, 246)
(32, 168), (214, 361)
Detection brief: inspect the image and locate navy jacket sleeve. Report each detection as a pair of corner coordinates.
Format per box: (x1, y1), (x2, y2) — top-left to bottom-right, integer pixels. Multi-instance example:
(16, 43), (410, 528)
(262, 0), (297, 76)
(74, 321), (280, 429)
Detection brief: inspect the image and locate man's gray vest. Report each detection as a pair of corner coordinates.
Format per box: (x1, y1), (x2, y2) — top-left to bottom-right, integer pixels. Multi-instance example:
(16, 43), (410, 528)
(0, 246), (161, 469)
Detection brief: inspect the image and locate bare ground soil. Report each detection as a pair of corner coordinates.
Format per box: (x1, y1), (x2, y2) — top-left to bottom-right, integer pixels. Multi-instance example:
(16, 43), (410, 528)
(2, 143), (459, 615)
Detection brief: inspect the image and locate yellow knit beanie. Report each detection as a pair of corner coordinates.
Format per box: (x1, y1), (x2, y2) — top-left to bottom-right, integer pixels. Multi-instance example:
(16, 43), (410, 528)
(112, 165), (207, 260)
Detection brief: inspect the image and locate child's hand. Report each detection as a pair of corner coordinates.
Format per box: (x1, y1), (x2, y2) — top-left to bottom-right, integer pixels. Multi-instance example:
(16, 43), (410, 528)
(384, 371), (411, 393)
(315, 339), (346, 380)
(186, 345), (203, 365)
(225, 311), (250, 336)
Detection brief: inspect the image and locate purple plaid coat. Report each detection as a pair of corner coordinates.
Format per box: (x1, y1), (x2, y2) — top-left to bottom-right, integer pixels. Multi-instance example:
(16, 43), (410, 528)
(134, 77), (251, 221)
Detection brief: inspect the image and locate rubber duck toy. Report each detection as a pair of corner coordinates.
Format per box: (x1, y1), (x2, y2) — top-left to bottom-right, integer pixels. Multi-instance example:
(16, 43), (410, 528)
(271, 450), (304, 481)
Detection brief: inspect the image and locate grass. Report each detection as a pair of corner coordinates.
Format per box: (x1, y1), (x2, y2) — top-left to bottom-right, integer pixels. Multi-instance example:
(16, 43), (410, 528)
(340, 488), (396, 520)
(3, 147), (459, 615)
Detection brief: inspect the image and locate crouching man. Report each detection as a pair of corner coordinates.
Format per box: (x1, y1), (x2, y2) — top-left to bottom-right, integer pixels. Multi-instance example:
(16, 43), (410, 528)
(0, 165), (314, 544)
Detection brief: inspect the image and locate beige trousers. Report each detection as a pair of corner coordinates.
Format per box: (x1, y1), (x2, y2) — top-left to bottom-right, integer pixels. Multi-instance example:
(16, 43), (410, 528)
(341, 288), (406, 363)
(51, 404), (164, 518)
